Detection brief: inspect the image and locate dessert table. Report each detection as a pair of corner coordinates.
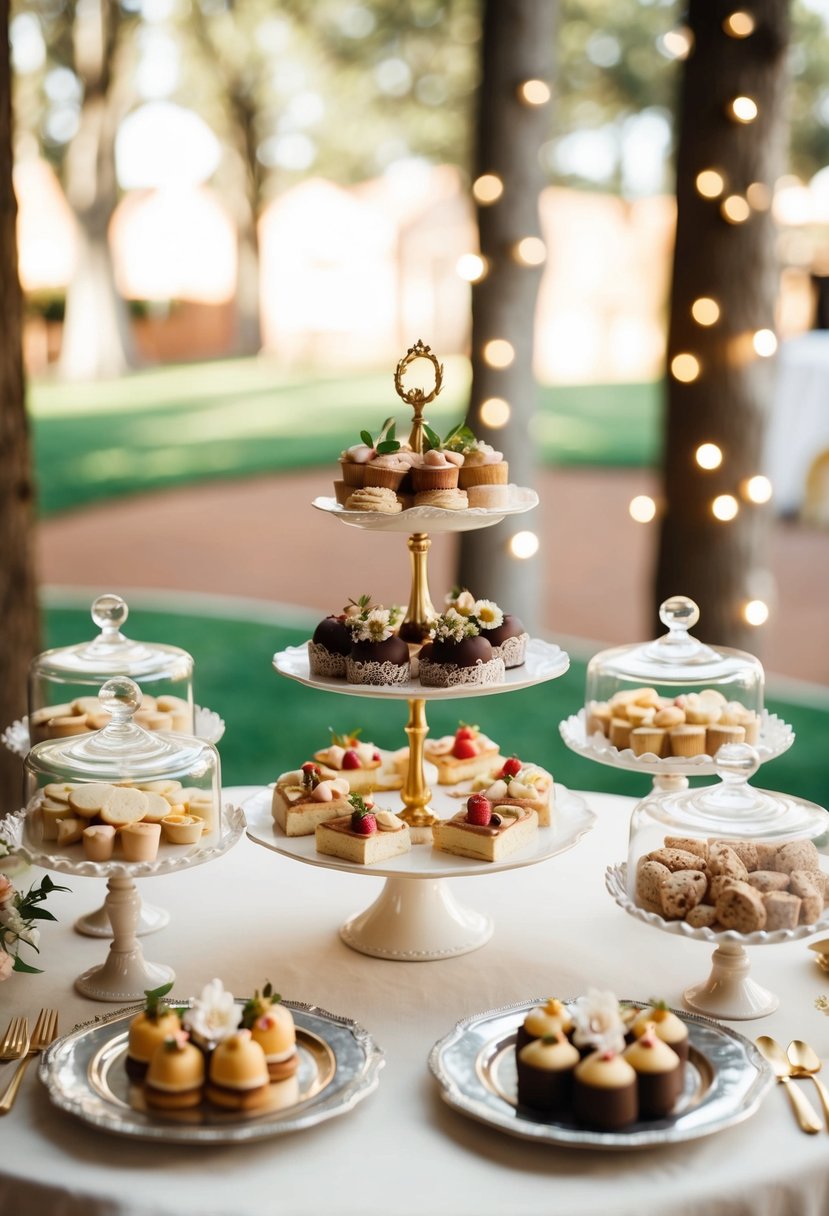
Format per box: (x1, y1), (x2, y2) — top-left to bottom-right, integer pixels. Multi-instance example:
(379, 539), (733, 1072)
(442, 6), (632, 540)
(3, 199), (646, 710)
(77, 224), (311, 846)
(2, 787), (829, 1216)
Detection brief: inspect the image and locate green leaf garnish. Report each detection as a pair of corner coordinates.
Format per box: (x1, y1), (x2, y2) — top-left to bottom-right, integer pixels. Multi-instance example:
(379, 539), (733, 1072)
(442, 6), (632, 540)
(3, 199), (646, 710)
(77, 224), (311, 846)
(144, 980), (175, 1019)
(360, 430), (373, 447)
(422, 423), (441, 451)
(375, 439), (401, 454)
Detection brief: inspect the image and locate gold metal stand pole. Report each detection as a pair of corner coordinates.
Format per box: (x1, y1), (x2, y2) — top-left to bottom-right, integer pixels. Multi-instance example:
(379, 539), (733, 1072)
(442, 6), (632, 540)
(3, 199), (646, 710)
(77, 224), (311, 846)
(399, 532), (435, 642)
(399, 696), (437, 830)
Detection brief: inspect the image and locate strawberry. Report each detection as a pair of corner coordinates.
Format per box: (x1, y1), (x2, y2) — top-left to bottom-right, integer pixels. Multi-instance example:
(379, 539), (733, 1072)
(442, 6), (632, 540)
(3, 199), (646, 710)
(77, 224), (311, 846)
(342, 749), (362, 770)
(466, 794), (492, 826)
(350, 809), (377, 835)
(372, 750), (381, 762)
(500, 756), (522, 778)
(455, 723), (478, 743)
(452, 737), (478, 760)
(301, 762), (319, 774)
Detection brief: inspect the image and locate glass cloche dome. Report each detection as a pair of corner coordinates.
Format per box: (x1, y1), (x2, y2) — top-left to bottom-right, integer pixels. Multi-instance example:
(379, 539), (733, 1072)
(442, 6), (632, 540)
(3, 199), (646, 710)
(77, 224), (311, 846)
(584, 596), (765, 761)
(24, 677), (220, 862)
(29, 594), (194, 743)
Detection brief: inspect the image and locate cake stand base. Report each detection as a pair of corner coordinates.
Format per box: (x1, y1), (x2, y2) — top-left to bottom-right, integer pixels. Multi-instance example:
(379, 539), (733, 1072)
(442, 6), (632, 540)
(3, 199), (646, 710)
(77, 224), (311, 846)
(339, 877), (493, 962)
(73, 875), (176, 1002)
(683, 942), (779, 1020)
(74, 900), (170, 939)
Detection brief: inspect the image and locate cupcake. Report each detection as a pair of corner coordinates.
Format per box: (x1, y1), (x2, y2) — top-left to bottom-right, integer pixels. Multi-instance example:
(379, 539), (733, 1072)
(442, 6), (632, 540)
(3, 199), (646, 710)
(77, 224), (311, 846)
(516, 998), (574, 1053)
(126, 981), (181, 1081)
(411, 448), (463, 493)
(144, 1031), (205, 1110)
(364, 453), (410, 493)
(243, 984), (299, 1082)
(630, 726), (668, 758)
(631, 1002), (689, 1068)
(346, 607), (410, 686)
(418, 610), (504, 688)
(573, 1050), (638, 1130)
(458, 442), (509, 489)
(517, 1032), (580, 1113)
(206, 1030), (271, 1111)
(339, 443), (375, 488)
(623, 1025), (683, 1118)
(706, 723), (746, 755)
(669, 724), (707, 757)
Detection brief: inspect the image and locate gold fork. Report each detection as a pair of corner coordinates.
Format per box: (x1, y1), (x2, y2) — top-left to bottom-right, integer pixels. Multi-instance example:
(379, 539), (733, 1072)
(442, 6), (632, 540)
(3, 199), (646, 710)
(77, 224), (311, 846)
(0, 1018), (29, 1063)
(0, 1008), (58, 1114)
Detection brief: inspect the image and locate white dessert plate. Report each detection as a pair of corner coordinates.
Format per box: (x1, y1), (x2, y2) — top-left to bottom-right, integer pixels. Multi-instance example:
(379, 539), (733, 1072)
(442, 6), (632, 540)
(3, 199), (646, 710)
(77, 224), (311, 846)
(605, 862), (829, 947)
(312, 485), (539, 533)
(39, 999), (384, 1144)
(1, 704), (226, 759)
(429, 999), (773, 1150)
(244, 784), (595, 880)
(1, 801), (245, 880)
(274, 637), (570, 701)
(559, 708), (794, 775)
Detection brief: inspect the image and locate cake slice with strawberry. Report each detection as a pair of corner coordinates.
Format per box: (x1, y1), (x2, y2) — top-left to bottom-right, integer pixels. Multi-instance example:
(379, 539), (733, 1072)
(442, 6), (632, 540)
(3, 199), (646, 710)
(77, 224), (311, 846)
(313, 728), (403, 794)
(432, 793), (538, 862)
(271, 763), (351, 836)
(424, 723), (502, 785)
(315, 794), (411, 865)
(471, 756), (555, 827)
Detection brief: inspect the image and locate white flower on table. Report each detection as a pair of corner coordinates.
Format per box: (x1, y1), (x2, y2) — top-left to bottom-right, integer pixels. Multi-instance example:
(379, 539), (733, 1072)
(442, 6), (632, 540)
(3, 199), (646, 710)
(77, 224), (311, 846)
(571, 988), (626, 1055)
(183, 978), (242, 1044)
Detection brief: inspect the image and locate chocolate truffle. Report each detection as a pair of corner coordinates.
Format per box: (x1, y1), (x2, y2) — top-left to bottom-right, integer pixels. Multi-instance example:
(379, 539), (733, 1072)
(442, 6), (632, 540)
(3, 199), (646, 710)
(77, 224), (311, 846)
(573, 1050), (638, 1130)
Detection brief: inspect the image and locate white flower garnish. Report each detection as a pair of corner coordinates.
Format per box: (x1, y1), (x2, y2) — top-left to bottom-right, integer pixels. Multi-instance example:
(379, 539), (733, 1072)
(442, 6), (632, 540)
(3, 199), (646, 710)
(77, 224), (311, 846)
(571, 988), (626, 1055)
(352, 608), (392, 643)
(474, 600), (504, 629)
(446, 590), (477, 616)
(183, 978), (242, 1044)
(431, 608), (478, 643)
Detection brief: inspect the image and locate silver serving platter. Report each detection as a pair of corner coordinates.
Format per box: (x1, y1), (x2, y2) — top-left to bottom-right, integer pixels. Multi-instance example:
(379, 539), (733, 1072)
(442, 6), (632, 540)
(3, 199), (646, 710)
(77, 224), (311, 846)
(560, 708), (794, 775)
(40, 1000), (384, 1144)
(606, 862), (829, 946)
(429, 999), (773, 1149)
(1, 704), (226, 758)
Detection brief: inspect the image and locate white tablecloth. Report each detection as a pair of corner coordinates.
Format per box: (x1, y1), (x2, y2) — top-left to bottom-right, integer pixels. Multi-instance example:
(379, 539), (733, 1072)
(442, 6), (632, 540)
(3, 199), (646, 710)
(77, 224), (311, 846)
(765, 331), (829, 514)
(2, 787), (829, 1216)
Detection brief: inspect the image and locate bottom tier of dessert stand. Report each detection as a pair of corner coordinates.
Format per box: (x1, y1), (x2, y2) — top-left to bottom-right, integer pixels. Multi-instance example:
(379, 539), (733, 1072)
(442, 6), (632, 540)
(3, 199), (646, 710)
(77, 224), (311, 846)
(605, 863), (829, 1020)
(2, 706), (225, 941)
(245, 786), (595, 962)
(6, 802), (245, 1002)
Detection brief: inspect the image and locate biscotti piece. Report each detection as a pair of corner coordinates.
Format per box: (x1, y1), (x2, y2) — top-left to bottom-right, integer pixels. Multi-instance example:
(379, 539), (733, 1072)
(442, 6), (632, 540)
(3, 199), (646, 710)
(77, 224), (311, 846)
(754, 842), (780, 870)
(788, 871), (825, 923)
(715, 881), (767, 933)
(706, 874), (741, 905)
(707, 844), (749, 882)
(747, 870), (790, 894)
(774, 840), (821, 875)
(686, 904), (720, 929)
(665, 837), (709, 861)
(636, 859), (671, 907)
(645, 848), (708, 874)
(710, 839), (759, 872)
(762, 891), (802, 931)
(659, 870), (707, 920)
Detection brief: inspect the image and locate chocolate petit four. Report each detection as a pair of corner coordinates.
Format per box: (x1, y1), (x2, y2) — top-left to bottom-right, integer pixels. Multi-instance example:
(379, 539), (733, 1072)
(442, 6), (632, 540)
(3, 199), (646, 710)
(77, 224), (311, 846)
(623, 1026), (683, 1118)
(346, 606), (410, 686)
(516, 997), (574, 1053)
(630, 1002), (689, 1067)
(419, 610), (504, 689)
(573, 1050), (638, 1130)
(517, 1032), (580, 1114)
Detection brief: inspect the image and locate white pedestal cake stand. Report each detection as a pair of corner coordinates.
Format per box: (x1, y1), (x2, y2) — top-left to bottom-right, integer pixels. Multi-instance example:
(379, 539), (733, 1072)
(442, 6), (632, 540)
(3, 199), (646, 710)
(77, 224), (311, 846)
(1, 706), (225, 940)
(605, 862), (829, 1019)
(2, 802), (244, 1002)
(246, 786), (595, 961)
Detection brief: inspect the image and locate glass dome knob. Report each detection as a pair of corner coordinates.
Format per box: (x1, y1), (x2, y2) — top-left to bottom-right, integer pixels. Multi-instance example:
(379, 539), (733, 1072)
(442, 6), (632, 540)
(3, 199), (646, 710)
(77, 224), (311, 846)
(659, 596), (700, 635)
(714, 742), (760, 786)
(98, 676), (142, 723)
(91, 594), (129, 634)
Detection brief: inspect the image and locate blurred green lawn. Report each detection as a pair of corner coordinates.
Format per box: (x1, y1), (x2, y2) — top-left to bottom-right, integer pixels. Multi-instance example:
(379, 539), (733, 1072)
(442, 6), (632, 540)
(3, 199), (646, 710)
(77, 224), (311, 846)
(29, 358), (661, 516)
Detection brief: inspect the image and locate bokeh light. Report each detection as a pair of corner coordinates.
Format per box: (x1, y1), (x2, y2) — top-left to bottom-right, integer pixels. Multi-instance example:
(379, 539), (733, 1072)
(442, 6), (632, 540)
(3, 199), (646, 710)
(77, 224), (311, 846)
(695, 443), (723, 470)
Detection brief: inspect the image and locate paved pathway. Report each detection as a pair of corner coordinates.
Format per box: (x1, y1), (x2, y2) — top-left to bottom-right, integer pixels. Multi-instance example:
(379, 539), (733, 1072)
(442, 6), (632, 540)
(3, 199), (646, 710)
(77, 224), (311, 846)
(37, 467), (829, 687)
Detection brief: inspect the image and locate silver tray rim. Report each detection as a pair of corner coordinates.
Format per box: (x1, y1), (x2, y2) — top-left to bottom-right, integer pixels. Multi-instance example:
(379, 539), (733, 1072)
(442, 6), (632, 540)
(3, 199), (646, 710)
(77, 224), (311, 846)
(428, 997), (774, 1150)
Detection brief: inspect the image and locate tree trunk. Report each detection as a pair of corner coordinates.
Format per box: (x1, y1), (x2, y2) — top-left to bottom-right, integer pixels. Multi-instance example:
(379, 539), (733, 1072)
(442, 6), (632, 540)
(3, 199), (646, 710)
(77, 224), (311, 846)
(457, 0), (555, 634)
(0, 0), (40, 810)
(234, 201), (262, 356)
(655, 0), (789, 649)
(58, 3), (135, 381)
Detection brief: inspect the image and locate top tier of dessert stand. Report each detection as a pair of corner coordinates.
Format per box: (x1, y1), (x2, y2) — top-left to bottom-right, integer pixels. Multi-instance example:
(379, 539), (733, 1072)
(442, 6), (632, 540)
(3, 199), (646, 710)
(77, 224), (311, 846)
(254, 343), (589, 961)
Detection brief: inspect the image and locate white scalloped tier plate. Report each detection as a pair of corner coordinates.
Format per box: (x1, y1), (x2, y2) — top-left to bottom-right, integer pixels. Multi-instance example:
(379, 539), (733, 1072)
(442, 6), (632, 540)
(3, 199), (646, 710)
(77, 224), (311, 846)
(274, 637), (569, 701)
(1, 704), (226, 759)
(605, 862), (829, 946)
(0, 803), (245, 880)
(560, 708), (794, 775)
(244, 785), (595, 881)
(312, 485), (539, 533)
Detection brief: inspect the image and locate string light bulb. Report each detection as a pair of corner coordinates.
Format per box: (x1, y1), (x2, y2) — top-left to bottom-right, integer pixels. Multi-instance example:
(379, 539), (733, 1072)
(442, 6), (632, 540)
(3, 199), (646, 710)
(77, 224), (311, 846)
(509, 530), (539, 559)
(724, 11), (756, 37)
(479, 397), (511, 428)
(746, 182), (771, 210)
(482, 339), (515, 369)
(629, 495), (656, 523)
(456, 254), (487, 283)
(712, 494), (739, 521)
(517, 79), (551, 106)
(742, 475), (773, 503)
(743, 599), (769, 626)
(660, 28), (693, 59)
(695, 443), (723, 470)
(472, 174), (503, 205)
(729, 96), (758, 123)
(721, 195), (750, 224)
(696, 170), (725, 199)
(513, 237), (546, 267)
(691, 297), (720, 326)
(752, 329), (777, 357)
(671, 353), (701, 382)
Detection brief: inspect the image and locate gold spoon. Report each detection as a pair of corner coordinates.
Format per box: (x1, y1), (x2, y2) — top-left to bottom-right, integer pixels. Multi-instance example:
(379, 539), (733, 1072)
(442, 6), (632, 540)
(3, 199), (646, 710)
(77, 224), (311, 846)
(756, 1036), (822, 1134)
(787, 1041), (829, 1130)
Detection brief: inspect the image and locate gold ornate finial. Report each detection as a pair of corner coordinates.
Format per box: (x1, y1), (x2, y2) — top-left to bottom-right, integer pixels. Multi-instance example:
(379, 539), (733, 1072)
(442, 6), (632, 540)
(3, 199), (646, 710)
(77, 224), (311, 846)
(394, 340), (444, 453)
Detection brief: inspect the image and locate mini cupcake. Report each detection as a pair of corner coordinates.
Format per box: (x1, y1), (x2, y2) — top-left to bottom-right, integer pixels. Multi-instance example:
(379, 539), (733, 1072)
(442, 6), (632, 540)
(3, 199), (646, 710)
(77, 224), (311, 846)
(339, 443), (375, 488)
(630, 726), (668, 758)
(706, 723), (746, 755)
(609, 718), (632, 750)
(458, 442), (509, 489)
(623, 1025), (683, 1118)
(573, 1050), (638, 1130)
(669, 724), (707, 757)
(517, 1032), (580, 1113)
(346, 607), (410, 686)
(516, 998), (574, 1053)
(411, 448), (463, 493)
(418, 610), (504, 688)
